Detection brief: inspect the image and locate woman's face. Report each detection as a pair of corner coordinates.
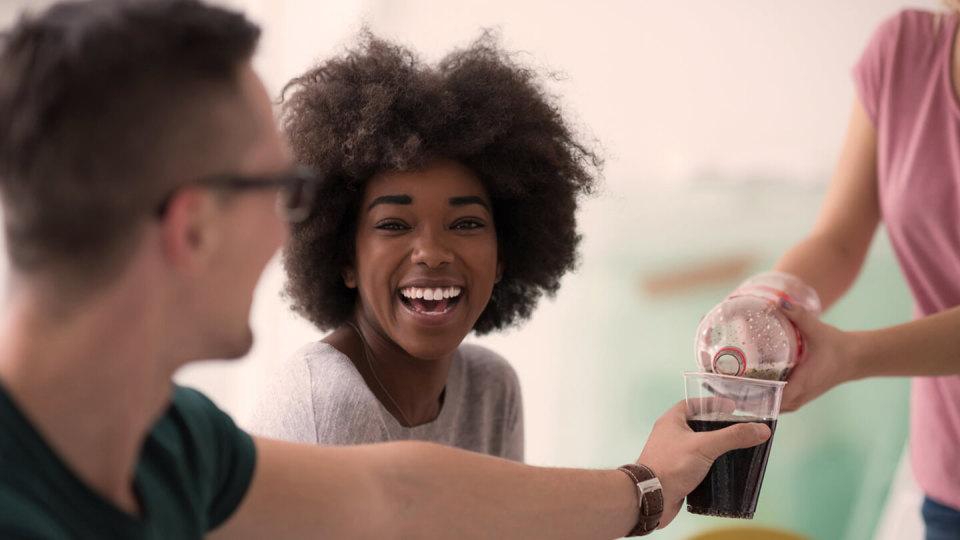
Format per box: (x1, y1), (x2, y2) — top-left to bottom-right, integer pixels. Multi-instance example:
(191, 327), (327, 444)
(347, 159), (500, 359)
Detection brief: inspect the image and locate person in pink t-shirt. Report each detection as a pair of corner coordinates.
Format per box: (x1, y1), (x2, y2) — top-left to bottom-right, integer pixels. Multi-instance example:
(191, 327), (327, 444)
(761, 6), (960, 538)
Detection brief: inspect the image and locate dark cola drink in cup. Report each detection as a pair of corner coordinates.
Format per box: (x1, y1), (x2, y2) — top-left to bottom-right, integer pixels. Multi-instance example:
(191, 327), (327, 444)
(683, 372), (785, 519)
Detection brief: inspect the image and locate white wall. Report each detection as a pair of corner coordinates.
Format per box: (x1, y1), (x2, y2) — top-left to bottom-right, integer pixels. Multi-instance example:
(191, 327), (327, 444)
(3, 0), (939, 188)
(234, 0), (942, 187)
(360, 0), (918, 186)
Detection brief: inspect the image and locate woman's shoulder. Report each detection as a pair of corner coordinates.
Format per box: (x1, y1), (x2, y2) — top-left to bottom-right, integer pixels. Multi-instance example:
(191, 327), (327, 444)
(451, 343), (524, 460)
(900, 8), (950, 34)
(874, 9), (948, 46)
(252, 341), (379, 416)
(288, 341), (379, 401)
(456, 343), (521, 390)
(289, 340), (353, 372)
(249, 340), (386, 442)
(257, 342), (359, 395)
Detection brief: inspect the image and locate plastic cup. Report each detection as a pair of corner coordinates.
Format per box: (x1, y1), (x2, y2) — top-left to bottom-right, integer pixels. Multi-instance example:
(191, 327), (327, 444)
(684, 371), (786, 519)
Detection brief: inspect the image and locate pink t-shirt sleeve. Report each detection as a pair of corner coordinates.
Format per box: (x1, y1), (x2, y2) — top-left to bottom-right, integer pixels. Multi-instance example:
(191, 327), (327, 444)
(853, 12), (904, 124)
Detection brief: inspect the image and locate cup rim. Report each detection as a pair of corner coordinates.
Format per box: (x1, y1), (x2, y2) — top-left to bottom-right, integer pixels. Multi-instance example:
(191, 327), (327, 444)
(682, 370), (788, 388)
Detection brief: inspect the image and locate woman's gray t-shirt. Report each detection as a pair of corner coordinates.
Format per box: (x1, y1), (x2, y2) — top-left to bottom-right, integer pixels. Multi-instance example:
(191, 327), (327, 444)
(248, 342), (524, 461)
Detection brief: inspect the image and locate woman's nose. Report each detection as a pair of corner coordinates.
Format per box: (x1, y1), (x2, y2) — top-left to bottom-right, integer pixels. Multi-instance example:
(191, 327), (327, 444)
(410, 228), (454, 268)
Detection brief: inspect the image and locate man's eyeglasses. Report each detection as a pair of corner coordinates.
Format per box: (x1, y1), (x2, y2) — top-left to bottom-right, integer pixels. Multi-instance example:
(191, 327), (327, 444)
(156, 166), (321, 223)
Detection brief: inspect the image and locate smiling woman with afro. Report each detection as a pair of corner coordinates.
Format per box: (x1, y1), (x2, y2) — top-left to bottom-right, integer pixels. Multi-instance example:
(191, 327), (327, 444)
(250, 31), (601, 462)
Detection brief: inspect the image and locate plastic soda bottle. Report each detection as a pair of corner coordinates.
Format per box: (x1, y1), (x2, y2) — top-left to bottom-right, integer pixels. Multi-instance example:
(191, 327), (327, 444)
(695, 271), (821, 381)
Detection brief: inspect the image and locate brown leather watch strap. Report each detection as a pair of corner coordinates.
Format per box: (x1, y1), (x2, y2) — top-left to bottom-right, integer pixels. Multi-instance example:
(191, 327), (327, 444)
(617, 464), (663, 537)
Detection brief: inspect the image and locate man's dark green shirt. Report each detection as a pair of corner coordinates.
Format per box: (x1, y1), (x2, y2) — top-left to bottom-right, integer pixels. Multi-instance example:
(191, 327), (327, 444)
(0, 384), (256, 539)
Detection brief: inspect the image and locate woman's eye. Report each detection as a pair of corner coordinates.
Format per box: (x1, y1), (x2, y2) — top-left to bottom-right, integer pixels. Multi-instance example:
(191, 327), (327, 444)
(374, 220), (410, 231)
(453, 219), (485, 230)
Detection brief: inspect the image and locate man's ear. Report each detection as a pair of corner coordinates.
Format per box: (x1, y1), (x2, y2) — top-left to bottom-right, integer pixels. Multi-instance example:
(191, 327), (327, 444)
(342, 266), (358, 289)
(159, 189), (220, 272)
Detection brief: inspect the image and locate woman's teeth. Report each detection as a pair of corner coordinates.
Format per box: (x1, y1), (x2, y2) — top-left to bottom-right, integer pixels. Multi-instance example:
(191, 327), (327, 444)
(400, 286), (462, 300)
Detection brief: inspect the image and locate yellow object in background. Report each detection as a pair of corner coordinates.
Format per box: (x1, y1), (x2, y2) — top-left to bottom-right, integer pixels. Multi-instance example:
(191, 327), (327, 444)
(686, 526), (810, 540)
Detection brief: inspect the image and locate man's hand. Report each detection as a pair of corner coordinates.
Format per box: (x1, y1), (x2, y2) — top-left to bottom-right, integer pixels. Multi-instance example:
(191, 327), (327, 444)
(779, 300), (859, 411)
(638, 401), (771, 527)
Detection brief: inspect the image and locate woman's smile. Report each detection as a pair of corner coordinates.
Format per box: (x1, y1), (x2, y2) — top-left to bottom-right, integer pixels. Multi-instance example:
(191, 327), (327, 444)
(398, 283), (466, 325)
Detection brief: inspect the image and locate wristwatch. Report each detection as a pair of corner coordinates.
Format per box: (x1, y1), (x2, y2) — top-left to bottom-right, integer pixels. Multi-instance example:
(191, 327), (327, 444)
(617, 464), (663, 536)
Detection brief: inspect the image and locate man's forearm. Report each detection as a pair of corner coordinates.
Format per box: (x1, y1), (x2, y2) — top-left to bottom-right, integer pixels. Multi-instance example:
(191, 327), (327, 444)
(377, 442), (638, 539)
(218, 438), (639, 540)
(849, 305), (960, 380)
(223, 403), (770, 539)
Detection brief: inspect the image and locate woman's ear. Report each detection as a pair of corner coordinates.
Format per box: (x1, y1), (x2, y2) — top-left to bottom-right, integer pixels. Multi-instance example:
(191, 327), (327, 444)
(342, 267), (358, 289)
(494, 260), (504, 284)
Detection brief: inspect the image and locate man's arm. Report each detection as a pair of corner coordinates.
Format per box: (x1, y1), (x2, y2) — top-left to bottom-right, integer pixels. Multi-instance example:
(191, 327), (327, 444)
(210, 439), (637, 539)
(210, 402), (770, 539)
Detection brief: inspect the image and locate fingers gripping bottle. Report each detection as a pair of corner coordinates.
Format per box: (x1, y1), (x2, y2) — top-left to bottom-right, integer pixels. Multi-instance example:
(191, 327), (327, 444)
(695, 271), (821, 381)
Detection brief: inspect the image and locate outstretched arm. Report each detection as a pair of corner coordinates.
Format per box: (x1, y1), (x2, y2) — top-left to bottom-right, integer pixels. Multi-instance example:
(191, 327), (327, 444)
(210, 402), (770, 539)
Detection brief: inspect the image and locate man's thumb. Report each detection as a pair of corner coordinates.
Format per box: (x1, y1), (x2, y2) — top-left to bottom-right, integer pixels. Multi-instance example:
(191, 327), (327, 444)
(697, 422), (772, 461)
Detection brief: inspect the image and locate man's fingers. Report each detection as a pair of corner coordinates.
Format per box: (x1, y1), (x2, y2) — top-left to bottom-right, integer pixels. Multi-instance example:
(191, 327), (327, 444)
(666, 400), (688, 422)
(696, 422), (772, 462)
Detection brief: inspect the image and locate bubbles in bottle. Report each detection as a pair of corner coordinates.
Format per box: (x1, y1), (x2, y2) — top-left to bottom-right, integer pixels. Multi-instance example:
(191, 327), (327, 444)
(694, 271), (821, 381)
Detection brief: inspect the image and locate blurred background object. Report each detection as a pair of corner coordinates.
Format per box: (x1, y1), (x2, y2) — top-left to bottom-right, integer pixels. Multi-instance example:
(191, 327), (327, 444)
(640, 253), (755, 298)
(0, 1), (936, 538)
(686, 525), (811, 540)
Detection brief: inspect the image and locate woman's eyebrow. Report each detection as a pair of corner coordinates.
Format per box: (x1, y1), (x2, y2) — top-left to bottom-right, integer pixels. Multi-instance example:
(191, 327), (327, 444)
(367, 194), (412, 210)
(449, 196), (490, 210)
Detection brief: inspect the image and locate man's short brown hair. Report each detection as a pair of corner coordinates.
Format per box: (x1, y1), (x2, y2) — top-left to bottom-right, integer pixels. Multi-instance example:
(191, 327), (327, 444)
(0, 0), (260, 282)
